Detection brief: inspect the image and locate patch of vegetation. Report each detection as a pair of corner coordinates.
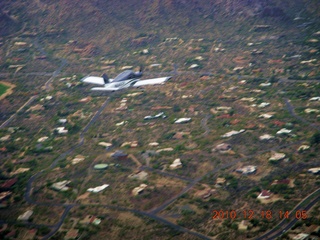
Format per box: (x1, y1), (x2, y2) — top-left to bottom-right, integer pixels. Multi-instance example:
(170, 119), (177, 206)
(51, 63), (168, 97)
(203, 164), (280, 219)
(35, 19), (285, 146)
(0, 84), (9, 96)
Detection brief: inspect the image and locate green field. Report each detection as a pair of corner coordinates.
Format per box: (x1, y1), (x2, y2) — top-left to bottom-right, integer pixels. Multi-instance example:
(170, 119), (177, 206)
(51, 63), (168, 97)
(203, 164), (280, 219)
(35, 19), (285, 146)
(0, 83), (9, 96)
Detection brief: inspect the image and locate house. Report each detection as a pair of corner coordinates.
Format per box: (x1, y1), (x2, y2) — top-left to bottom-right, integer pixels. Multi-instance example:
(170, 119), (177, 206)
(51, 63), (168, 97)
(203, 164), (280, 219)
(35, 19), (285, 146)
(292, 233), (309, 240)
(305, 108), (320, 114)
(0, 135), (10, 142)
(58, 119), (67, 124)
(309, 96), (320, 101)
(80, 215), (101, 225)
(10, 168), (30, 175)
(297, 145), (310, 152)
(216, 178), (226, 187)
(276, 128), (292, 135)
(214, 143), (232, 153)
(257, 190), (272, 199)
(132, 184), (147, 196)
(259, 113), (273, 119)
(233, 67), (244, 72)
(71, 155), (85, 165)
(128, 171), (148, 181)
(0, 191), (12, 201)
(236, 165), (257, 175)
(37, 136), (48, 142)
(240, 97), (256, 102)
(259, 134), (274, 141)
(116, 121), (127, 126)
(149, 63), (162, 68)
(301, 59), (317, 64)
(308, 167), (320, 174)
(121, 141), (138, 148)
(259, 83), (271, 87)
(271, 179), (290, 185)
(14, 41), (28, 47)
(52, 180), (71, 191)
(258, 102), (270, 108)
(111, 150), (128, 160)
(170, 159), (182, 170)
(238, 220), (249, 230)
(222, 129), (245, 138)
(202, 191), (212, 199)
(189, 64), (199, 69)
(121, 66), (133, 70)
(98, 142), (112, 149)
(156, 148), (174, 153)
(174, 118), (191, 124)
(1, 178), (17, 189)
(144, 112), (166, 120)
(127, 92), (143, 97)
(79, 97), (91, 103)
(148, 142), (159, 147)
(87, 184), (109, 193)
(216, 106), (232, 111)
(17, 210), (33, 221)
(273, 120), (286, 127)
(55, 127), (68, 134)
(269, 152), (286, 161)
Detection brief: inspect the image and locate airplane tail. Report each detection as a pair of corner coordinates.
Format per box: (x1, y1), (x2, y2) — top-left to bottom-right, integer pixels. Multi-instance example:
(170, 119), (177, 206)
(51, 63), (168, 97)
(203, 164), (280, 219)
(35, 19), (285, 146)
(102, 73), (110, 84)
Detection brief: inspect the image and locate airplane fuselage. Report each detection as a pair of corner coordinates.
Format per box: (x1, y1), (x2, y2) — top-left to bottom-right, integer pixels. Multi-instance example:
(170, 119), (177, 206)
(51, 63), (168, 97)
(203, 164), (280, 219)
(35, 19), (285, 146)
(113, 70), (142, 82)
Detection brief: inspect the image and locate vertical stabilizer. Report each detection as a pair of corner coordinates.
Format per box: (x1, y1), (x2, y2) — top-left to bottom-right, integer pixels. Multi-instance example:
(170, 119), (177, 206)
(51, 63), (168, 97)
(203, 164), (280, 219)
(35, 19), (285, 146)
(102, 73), (109, 83)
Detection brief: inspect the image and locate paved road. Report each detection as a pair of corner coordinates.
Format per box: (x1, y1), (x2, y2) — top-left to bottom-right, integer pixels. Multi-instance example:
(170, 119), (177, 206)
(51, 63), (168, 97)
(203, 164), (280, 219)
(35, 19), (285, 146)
(256, 188), (320, 240)
(0, 95), (38, 129)
(285, 99), (320, 131)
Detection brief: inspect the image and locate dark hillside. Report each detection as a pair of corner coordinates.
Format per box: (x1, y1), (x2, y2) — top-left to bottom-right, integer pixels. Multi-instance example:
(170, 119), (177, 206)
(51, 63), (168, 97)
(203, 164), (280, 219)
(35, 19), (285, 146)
(1, 0), (319, 43)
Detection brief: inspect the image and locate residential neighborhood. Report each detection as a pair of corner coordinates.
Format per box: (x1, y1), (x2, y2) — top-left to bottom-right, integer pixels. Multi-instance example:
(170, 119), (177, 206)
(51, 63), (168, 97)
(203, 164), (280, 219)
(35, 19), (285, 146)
(0, 0), (319, 239)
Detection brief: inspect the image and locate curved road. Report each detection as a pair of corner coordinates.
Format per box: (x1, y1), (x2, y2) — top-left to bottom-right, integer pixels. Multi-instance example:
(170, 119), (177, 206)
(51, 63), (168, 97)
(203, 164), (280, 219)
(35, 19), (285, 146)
(256, 188), (320, 240)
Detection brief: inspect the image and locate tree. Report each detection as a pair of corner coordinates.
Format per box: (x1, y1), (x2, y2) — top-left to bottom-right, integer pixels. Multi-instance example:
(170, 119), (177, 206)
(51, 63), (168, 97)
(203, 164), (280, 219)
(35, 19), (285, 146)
(310, 132), (320, 145)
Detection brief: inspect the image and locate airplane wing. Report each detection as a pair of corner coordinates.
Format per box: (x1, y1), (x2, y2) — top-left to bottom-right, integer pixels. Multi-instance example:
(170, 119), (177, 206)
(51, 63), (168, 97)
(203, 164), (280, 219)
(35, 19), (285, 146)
(81, 76), (114, 85)
(90, 87), (120, 91)
(132, 77), (171, 87)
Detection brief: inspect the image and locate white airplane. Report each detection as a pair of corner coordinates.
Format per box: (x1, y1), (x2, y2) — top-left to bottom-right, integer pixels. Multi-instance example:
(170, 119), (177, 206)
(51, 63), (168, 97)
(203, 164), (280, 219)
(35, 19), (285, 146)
(81, 67), (171, 91)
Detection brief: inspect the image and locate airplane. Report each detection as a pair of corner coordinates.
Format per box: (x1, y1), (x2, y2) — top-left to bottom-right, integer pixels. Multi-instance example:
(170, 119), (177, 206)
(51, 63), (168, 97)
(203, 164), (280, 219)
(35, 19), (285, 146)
(81, 67), (171, 91)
